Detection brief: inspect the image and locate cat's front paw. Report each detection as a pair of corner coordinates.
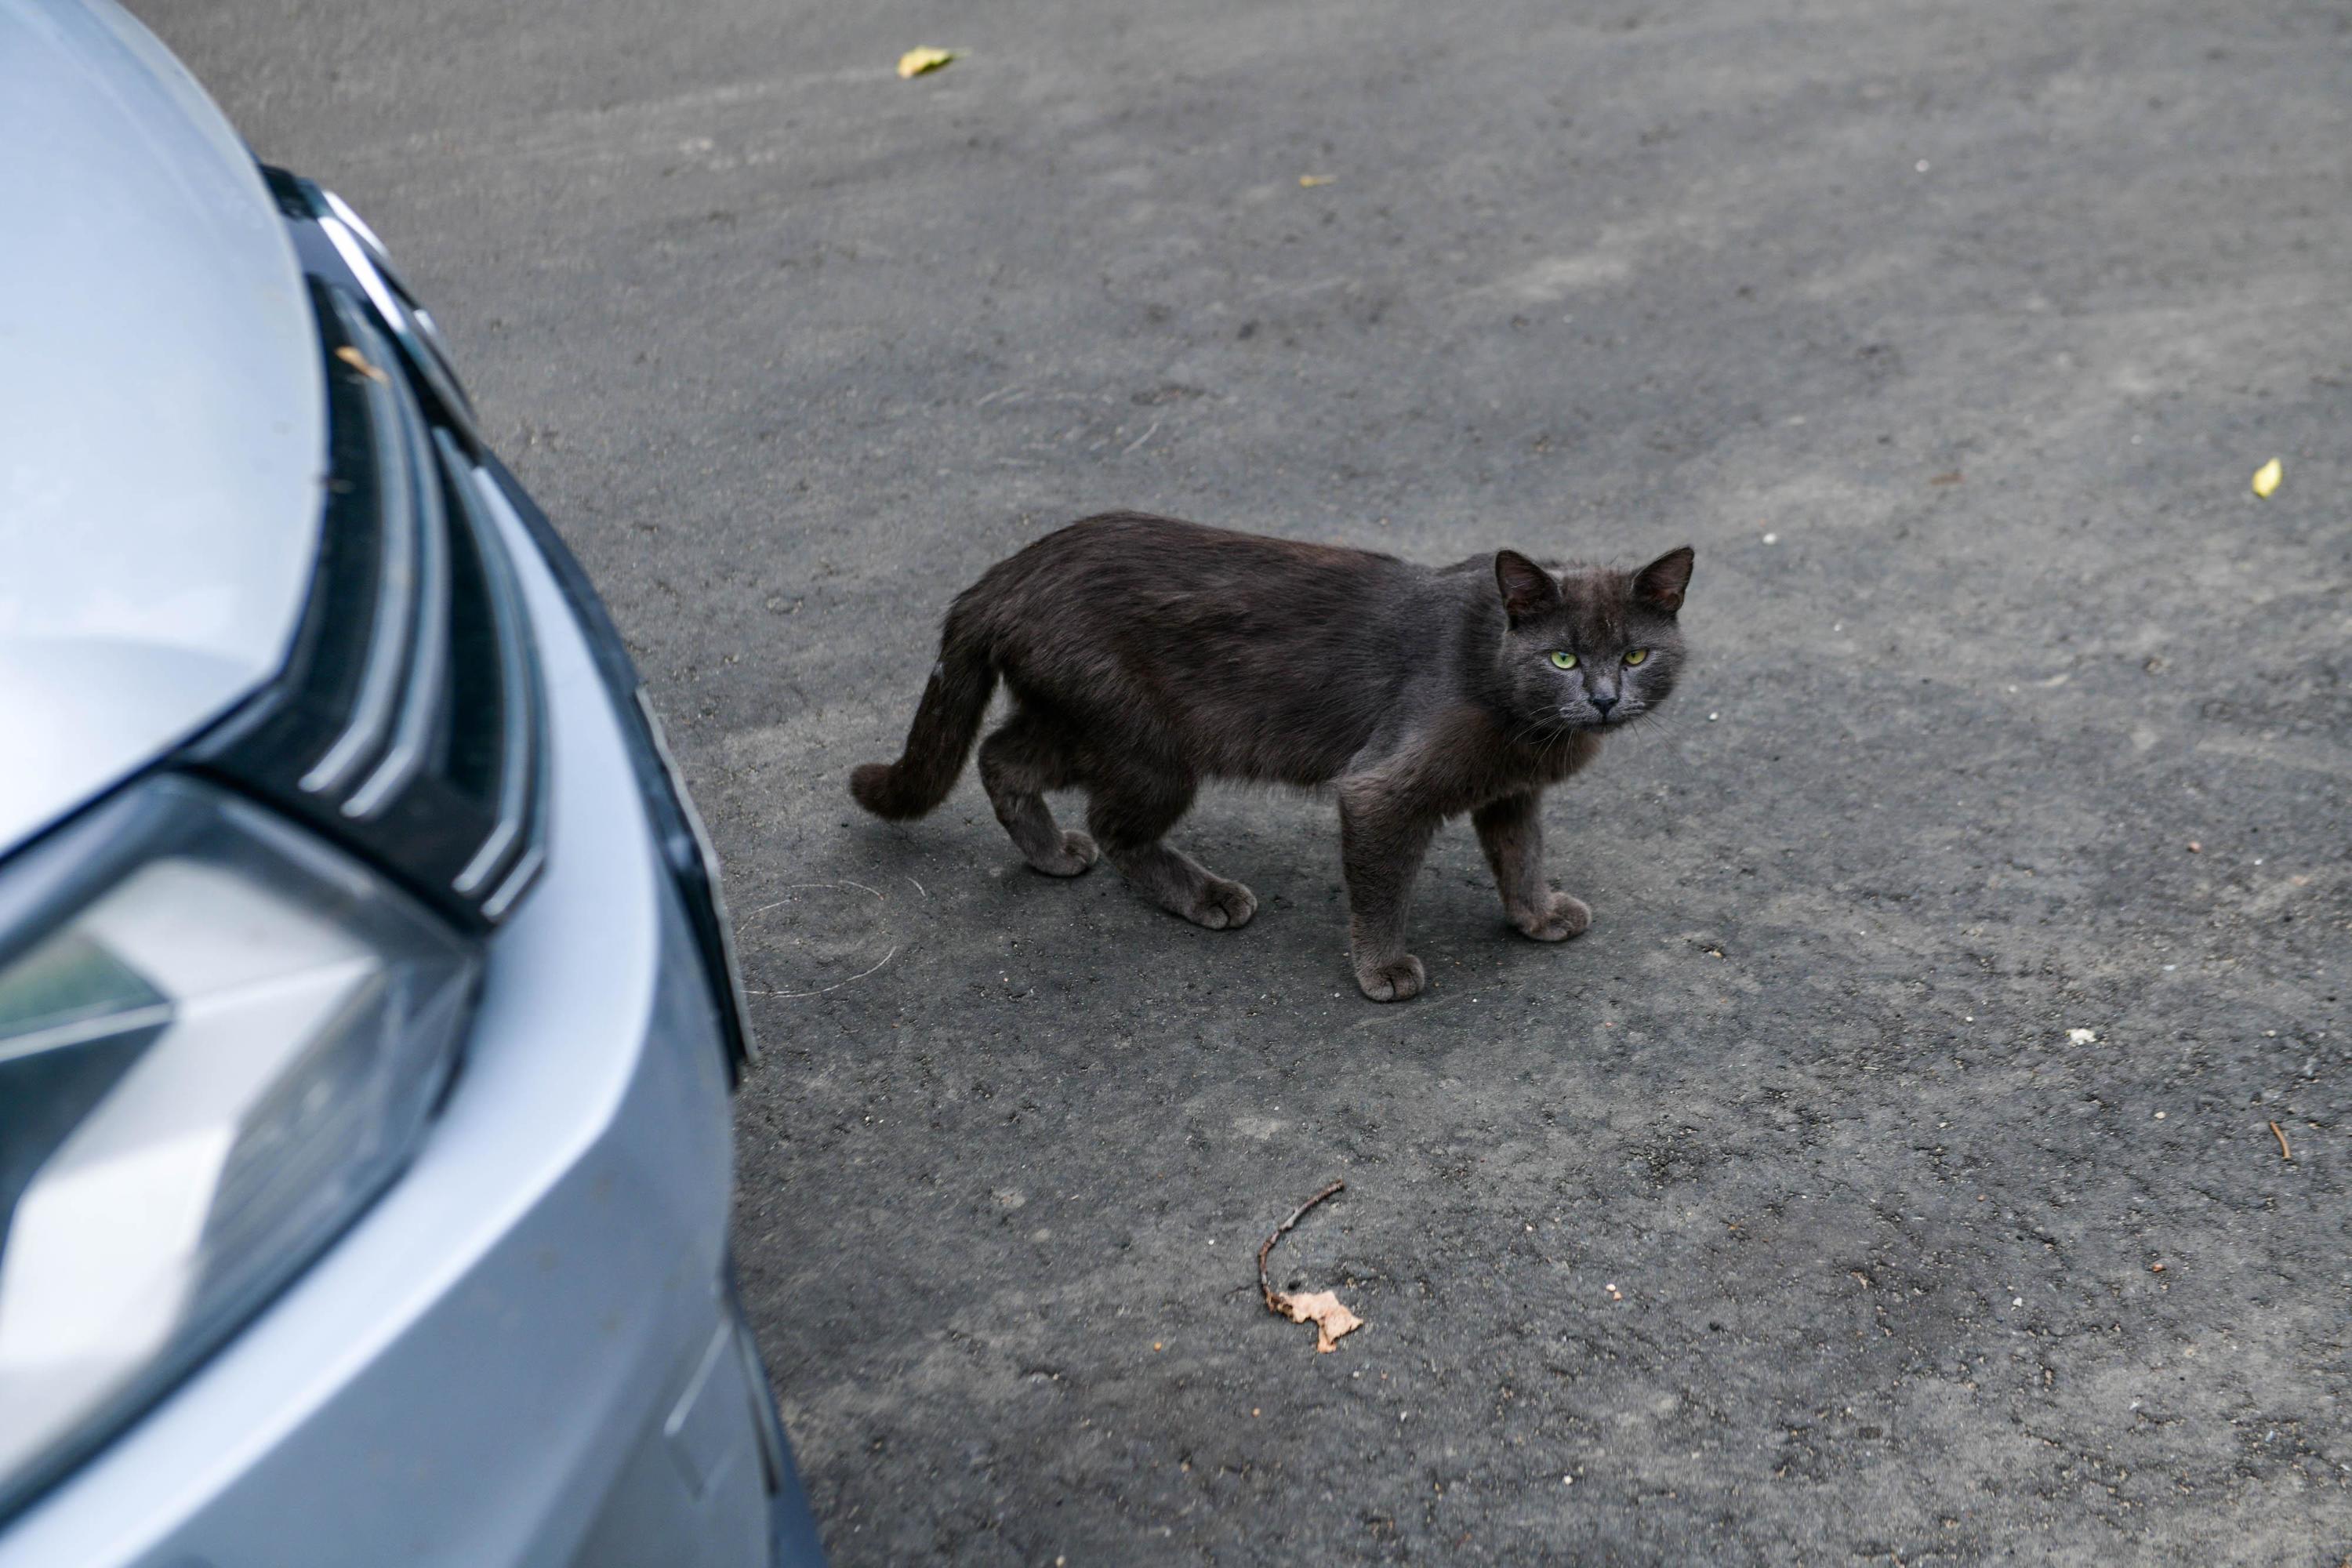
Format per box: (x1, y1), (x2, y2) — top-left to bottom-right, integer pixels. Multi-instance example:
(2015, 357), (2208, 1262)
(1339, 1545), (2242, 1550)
(1354, 953), (1426, 1003)
(1513, 891), (1592, 942)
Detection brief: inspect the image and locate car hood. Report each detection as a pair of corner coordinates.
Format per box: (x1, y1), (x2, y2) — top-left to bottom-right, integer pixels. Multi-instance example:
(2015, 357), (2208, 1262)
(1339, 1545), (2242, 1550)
(0, 0), (323, 858)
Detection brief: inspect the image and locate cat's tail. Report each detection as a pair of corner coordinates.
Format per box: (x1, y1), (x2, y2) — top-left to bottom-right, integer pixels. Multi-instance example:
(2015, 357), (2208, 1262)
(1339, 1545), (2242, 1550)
(848, 613), (996, 820)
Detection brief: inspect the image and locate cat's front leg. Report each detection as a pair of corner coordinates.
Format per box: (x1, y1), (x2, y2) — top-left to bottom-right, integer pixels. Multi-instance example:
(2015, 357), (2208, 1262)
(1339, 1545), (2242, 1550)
(1338, 783), (1439, 1001)
(1472, 791), (1591, 942)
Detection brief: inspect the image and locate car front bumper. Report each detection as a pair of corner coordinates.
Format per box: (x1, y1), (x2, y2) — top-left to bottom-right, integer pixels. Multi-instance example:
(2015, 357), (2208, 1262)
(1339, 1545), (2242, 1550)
(0, 468), (822, 1568)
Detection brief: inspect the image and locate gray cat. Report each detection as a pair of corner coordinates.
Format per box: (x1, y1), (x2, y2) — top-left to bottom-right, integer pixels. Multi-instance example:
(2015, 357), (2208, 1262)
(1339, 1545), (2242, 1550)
(851, 513), (1695, 1000)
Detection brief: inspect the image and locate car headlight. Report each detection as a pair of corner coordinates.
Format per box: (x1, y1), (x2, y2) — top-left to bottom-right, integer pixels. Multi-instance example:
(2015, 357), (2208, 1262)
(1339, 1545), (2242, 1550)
(0, 776), (477, 1515)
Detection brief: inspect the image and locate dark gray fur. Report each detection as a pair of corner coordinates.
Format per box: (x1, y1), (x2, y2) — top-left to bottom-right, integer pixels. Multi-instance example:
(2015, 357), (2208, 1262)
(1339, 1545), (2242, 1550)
(851, 513), (1694, 1000)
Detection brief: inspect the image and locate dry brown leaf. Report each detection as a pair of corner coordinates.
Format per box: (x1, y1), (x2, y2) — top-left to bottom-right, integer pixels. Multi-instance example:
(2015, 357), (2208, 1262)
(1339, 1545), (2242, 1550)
(1272, 1288), (1363, 1352)
(1256, 1181), (1361, 1352)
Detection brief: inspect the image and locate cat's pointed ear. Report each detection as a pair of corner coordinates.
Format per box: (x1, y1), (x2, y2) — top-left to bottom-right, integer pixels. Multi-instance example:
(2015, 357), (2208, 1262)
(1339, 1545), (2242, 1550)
(1494, 550), (1562, 624)
(1632, 546), (1694, 614)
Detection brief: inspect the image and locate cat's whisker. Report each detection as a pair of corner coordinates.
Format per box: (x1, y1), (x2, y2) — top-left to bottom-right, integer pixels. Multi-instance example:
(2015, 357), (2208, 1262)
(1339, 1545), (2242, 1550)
(1508, 716), (1570, 754)
(1625, 709), (1684, 743)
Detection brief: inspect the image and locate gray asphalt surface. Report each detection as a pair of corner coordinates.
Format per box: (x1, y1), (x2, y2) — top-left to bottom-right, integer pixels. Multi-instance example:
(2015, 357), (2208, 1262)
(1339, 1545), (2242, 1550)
(150, 0), (2351, 1560)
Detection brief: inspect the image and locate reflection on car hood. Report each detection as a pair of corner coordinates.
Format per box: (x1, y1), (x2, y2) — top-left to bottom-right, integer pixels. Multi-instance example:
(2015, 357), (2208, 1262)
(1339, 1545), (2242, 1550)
(0, 0), (323, 858)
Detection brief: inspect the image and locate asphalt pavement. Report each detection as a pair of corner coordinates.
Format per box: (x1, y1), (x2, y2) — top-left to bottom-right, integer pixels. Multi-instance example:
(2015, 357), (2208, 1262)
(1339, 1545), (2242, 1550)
(148, 0), (2350, 1560)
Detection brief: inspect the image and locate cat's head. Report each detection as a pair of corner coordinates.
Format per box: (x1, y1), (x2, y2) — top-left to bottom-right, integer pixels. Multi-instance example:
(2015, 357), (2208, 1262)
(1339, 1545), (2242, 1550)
(1490, 546), (1693, 733)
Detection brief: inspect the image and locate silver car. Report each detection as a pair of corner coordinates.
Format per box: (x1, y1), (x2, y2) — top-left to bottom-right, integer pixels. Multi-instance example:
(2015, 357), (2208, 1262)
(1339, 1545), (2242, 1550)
(0, 2), (826, 1562)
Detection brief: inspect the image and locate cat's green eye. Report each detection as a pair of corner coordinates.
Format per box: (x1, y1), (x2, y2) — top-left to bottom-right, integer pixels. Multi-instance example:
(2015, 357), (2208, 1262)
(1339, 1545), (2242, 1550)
(1623, 648), (1649, 666)
(1548, 651), (1577, 671)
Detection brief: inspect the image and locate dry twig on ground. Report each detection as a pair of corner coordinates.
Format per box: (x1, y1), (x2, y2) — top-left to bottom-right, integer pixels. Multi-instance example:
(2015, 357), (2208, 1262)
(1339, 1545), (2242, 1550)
(1257, 1181), (1363, 1352)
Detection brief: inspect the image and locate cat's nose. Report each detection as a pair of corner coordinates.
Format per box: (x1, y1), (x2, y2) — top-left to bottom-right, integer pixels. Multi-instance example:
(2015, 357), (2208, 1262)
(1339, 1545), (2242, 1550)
(1590, 694), (1618, 717)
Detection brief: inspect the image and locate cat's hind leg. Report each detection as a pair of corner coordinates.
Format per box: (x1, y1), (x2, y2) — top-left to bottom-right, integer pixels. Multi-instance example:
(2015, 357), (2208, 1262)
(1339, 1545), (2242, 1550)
(1085, 766), (1257, 930)
(978, 707), (1098, 877)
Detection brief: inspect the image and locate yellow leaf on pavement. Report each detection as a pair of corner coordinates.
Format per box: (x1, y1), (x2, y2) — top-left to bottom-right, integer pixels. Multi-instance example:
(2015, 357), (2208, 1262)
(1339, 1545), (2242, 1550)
(1298, 174), (1334, 187)
(2252, 457), (2281, 499)
(898, 46), (956, 78)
